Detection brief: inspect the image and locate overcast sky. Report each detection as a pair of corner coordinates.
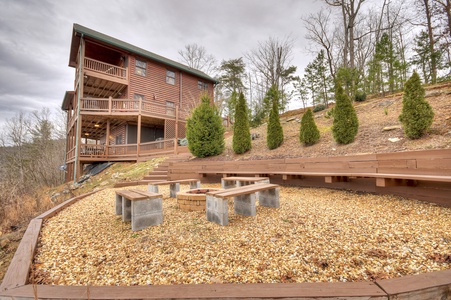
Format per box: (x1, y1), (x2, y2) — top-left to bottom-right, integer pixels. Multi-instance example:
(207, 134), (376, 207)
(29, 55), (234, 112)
(0, 0), (325, 127)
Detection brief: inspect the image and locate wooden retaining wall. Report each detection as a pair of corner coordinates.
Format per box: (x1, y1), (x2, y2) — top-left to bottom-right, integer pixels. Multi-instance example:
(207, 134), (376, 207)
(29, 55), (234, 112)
(169, 149), (451, 206)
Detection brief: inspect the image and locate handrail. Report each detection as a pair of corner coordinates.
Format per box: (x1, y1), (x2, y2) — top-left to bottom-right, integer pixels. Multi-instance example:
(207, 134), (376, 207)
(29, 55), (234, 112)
(84, 57), (127, 80)
(79, 98), (187, 120)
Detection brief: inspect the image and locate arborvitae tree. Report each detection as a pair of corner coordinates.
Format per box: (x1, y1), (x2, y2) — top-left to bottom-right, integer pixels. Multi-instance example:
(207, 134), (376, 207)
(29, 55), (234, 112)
(399, 71), (434, 139)
(232, 92), (252, 154)
(299, 108), (320, 146)
(266, 85), (284, 150)
(186, 94), (225, 157)
(332, 81), (359, 144)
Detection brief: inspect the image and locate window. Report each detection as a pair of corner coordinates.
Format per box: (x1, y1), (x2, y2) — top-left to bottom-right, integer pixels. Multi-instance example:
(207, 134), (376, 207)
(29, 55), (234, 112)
(134, 94), (145, 101)
(166, 70), (176, 85)
(166, 101), (175, 116)
(115, 135), (122, 145)
(135, 59), (147, 76)
(198, 80), (208, 90)
(133, 94), (144, 109)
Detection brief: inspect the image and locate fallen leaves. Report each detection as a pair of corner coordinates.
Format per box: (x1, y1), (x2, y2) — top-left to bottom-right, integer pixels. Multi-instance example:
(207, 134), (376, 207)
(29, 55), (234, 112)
(32, 184), (451, 286)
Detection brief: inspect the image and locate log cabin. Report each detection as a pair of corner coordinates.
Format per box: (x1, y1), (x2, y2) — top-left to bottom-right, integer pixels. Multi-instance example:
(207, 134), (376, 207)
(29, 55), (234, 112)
(62, 24), (216, 182)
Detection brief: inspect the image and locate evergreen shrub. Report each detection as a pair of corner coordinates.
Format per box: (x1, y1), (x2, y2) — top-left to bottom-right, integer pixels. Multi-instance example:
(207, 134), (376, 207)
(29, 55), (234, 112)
(399, 71), (434, 139)
(299, 108), (320, 146)
(266, 86), (284, 150)
(186, 94), (225, 157)
(332, 82), (359, 144)
(355, 90), (366, 102)
(232, 92), (252, 154)
(313, 104), (326, 113)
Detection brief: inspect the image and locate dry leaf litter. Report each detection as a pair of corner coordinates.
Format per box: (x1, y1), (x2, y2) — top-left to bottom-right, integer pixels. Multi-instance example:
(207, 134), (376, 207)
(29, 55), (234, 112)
(33, 184), (451, 286)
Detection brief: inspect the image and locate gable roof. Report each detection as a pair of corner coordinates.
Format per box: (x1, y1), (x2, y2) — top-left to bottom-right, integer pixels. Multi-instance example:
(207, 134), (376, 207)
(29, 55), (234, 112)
(69, 24), (217, 83)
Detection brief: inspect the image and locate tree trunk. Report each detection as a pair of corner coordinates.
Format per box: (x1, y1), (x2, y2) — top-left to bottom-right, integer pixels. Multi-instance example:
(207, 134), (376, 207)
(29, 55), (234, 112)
(423, 0), (437, 83)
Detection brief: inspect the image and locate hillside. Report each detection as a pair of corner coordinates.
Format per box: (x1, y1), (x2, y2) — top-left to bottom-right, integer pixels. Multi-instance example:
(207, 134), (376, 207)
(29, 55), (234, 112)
(203, 82), (451, 161)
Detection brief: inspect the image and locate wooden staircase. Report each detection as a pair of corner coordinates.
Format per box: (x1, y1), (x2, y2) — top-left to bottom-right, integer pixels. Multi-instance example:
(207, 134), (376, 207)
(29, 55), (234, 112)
(143, 153), (192, 181)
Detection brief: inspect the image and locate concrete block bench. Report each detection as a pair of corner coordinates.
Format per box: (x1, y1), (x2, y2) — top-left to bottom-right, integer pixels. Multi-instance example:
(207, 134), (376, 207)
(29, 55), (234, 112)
(115, 189), (163, 231)
(148, 179), (201, 197)
(206, 183), (280, 226)
(221, 176), (270, 189)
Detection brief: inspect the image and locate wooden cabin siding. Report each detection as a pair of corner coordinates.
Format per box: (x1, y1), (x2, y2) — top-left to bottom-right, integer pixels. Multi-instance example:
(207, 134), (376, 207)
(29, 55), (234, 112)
(128, 56), (214, 115)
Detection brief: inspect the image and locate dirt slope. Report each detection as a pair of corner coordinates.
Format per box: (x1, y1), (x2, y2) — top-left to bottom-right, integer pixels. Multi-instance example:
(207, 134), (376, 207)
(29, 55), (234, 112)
(203, 82), (451, 161)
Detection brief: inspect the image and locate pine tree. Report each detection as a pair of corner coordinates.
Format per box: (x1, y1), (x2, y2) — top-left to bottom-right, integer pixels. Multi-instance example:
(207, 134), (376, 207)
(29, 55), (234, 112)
(186, 94), (225, 157)
(332, 81), (359, 144)
(299, 108), (320, 146)
(233, 92), (252, 154)
(399, 71), (434, 139)
(266, 85), (284, 150)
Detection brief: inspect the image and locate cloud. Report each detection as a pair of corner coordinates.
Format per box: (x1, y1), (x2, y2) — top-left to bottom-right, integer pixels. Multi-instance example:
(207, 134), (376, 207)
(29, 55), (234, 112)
(0, 0), (324, 126)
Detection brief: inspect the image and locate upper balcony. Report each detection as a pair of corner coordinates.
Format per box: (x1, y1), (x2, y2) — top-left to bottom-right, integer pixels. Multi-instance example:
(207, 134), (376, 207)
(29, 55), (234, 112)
(76, 57), (128, 98)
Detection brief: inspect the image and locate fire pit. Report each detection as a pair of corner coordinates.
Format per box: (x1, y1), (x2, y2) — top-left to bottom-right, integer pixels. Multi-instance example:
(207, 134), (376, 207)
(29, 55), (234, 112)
(176, 188), (222, 211)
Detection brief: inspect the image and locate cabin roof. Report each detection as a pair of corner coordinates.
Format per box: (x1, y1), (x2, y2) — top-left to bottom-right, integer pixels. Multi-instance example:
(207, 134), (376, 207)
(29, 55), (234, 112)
(69, 24), (217, 83)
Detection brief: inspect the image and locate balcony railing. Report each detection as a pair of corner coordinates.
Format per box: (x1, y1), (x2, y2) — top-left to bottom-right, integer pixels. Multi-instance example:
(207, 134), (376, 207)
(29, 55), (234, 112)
(84, 57), (127, 81)
(80, 97), (188, 120)
(68, 139), (178, 161)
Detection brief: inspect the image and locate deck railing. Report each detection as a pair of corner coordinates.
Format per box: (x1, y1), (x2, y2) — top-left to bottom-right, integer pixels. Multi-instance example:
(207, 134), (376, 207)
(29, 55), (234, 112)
(80, 98), (188, 120)
(84, 57), (127, 80)
(74, 139), (177, 160)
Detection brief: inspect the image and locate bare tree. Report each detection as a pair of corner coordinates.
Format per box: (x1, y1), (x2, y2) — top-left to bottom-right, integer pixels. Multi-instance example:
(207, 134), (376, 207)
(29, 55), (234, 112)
(415, 0), (439, 83)
(435, 0), (451, 37)
(324, 0), (366, 69)
(245, 36), (296, 112)
(178, 43), (217, 75)
(303, 9), (337, 79)
(4, 112), (30, 187)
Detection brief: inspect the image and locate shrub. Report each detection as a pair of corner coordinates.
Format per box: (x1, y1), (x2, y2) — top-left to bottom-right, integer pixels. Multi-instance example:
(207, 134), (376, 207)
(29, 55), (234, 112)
(399, 71), (434, 139)
(233, 92), (252, 154)
(355, 90), (366, 102)
(299, 108), (320, 146)
(266, 85), (284, 150)
(332, 81), (359, 144)
(325, 107), (335, 119)
(186, 94), (225, 157)
(313, 104), (326, 113)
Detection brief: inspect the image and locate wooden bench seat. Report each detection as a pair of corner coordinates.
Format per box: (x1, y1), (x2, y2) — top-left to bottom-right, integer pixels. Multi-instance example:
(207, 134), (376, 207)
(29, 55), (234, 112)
(273, 171), (451, 186)
(199, 170), (451, 187)
(148, 179), (201, 197)
(221, 176), (270, 189)
(206, 183), (280, 226)
(198, 170), (274, 177)
(115, 189), (163, 231)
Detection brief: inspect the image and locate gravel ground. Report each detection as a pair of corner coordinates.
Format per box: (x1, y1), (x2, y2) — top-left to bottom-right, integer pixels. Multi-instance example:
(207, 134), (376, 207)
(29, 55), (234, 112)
(33, 184), (451, 286)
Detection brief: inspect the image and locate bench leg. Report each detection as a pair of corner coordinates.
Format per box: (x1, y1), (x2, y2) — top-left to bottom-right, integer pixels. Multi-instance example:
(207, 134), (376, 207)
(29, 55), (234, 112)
(221, 179), (235, 189)
(169, 183), (180, 197)
(259, 188), (280, 208)
(206, 195), (228, 226)
(190, 180), (201, 189)
(131, 197), (163, 231)
(115, 194), (122, 215)
(148, 184), (159, 193)
(122, 197), (132, 222)
(234, 193), (256, 217)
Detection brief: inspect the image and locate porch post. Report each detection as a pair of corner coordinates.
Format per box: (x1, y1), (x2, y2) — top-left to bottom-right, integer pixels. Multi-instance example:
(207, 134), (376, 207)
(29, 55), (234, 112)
(105, 119), (110, 156)
(73, 34), (85, 183)
(137, 114), (142, 159)
(175, 105), (179, 154)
